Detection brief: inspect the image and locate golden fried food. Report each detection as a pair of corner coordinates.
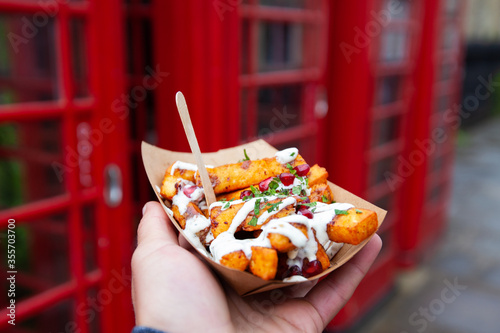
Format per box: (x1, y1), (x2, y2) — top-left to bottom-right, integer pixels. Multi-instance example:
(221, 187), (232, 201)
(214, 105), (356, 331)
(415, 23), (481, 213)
(249, 246), (278, 281)
(327, 208), (378, 245)
(194, 155), (307, 194)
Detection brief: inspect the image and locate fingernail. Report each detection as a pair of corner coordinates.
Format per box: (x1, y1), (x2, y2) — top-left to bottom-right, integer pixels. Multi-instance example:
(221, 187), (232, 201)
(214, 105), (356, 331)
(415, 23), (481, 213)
(142, 203), (149, 216)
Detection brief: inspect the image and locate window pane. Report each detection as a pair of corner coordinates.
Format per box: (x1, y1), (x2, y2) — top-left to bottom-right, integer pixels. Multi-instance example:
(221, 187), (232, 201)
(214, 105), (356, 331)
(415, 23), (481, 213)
(240, 88), (249, 140)
(17, 298), (75, 332)
(257, 85), (302, 136)
(258, 21), (303, 72)
(259, 0), (306, 8)
(372, 115), (400, 147)
(87, 288), (102, 333)
(370, 156), (395, 186)
(376, 75), (402, 105)
(0, 14), (58, 104)
(241, 19), (250, 75)
(0, 213), (70, 308)
(70, 18), (90, 98)
(380, 30), (407, 63)
(0, 120), (65, 209)
(386, 0), (411, 20)
(82, 205), (98, 273)
(373, 194), (393, 211)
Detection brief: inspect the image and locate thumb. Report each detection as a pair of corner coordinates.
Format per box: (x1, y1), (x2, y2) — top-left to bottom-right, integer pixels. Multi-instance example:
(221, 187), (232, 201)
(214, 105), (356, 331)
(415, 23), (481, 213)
(137, 201), (179, 247)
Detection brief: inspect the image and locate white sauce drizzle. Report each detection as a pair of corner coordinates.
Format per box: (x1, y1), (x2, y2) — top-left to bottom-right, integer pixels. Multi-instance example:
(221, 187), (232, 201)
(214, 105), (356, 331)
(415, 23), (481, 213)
(275, 147), (299, 164)
(183, 215), (211, 256)
(170, 161), (214, 175)
(168, 155), (361, 280)
(283, 275), (308, 283)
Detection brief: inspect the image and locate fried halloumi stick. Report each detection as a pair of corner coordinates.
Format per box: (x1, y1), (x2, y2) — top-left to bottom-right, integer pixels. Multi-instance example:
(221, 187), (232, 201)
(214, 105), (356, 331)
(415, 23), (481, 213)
(308, 164), (328, 187)
(210, 199), (295, 238)
(195, 155), (307, 194)
(309, 183), (334, 204)
(267, 223), (308, 253)
(215, 163), (328, 202)
(171, 202), (204, 229)
(160, 163), (215, 200)
(220, 250), (250, 271)
(315, 241), (330, 271)
(327, 208), (378, 245)
(249, 246), (278, 280)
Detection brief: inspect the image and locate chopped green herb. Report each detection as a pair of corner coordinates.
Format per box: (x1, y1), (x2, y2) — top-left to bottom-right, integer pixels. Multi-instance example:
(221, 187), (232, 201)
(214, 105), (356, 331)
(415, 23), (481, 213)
(290, 152), (296, 157)
(321, 195), (328, 203)
(266, 202), (281, 213)
(269, 180), (279, 191)
(281, 189), (290, 195)
(305, 177), (309, 187)
(254, 199), (262, 216)
(355, 209), (363, 214)
(335, 209), (349, 215)
(223, 201), (231, 209)
(292, 186), (302, 196)
(243, 149), (250, 161)
(286, 163), (297, 175)
(248, 216), (258, 226)
(301, 202), (317, 208)
(250, 185), (260, 196)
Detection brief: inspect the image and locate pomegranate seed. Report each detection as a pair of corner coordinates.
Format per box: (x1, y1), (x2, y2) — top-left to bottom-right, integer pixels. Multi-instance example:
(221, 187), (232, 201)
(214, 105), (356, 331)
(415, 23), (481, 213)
(240, 190), (254, 200)
(297, 206), (313, 219)
(279, 172), (295, 186)
(302, 260), (323, 278)
(294, 164), (310, 177)
(259, 177), (273, 192)
(297, 197), (310, 210)
(283, 265), (302, 278)
(182, 185), (196, 198)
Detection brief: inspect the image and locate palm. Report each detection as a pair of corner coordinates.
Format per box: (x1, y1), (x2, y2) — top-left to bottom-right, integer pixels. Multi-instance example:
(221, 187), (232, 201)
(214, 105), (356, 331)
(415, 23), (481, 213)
(132, 202), (381, 333)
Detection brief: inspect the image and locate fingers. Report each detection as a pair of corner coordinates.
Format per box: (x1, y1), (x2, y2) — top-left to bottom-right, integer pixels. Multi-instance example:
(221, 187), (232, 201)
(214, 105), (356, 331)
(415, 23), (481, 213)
(304, 234), (382, 326)
(137, 201), (179, 247)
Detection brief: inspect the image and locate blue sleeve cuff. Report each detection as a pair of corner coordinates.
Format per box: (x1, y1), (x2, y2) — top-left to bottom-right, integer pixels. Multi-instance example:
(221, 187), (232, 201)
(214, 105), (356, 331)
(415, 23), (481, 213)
(132, 326), (166, 333)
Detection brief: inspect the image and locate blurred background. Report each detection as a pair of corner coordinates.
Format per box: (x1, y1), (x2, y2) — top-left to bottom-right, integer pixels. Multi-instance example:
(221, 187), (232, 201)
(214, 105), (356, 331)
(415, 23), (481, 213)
(0, 0), (499, 332)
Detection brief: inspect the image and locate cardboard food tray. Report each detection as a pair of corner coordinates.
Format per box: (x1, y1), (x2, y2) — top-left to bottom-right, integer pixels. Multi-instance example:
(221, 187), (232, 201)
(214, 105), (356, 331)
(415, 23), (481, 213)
(142, 139), (387, 296)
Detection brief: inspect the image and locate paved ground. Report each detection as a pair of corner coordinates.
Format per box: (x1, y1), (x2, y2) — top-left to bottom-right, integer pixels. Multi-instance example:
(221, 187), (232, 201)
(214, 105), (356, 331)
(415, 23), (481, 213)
(356, 117), (500, 333)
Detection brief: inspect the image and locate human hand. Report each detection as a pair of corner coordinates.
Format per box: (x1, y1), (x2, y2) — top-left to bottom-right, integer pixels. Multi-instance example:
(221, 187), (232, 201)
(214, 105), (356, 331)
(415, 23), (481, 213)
(132, 201), (382, 333)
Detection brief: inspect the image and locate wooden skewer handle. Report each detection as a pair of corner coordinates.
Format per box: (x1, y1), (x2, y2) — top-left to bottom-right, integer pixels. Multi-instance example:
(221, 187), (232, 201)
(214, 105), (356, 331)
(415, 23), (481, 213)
(175, 91), (217, 206)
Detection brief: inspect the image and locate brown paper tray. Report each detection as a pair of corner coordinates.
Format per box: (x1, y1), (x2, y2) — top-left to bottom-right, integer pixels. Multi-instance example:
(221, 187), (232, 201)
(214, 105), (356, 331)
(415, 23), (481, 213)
(141, 139), (386, 296)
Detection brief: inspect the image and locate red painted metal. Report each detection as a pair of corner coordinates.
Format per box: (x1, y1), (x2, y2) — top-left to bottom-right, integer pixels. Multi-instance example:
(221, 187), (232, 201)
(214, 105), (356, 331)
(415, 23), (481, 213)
(152, 1), (240, 153)
(397, 0), (465, 268)
(0, 0), (133, 331)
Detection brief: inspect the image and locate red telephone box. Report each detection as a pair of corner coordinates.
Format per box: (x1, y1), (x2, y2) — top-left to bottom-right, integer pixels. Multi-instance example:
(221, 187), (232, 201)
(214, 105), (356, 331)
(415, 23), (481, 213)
(0, 1), (133, 332)
(324, 0), (465, 330)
